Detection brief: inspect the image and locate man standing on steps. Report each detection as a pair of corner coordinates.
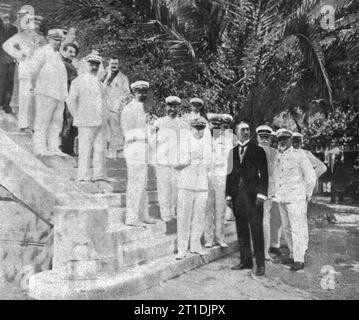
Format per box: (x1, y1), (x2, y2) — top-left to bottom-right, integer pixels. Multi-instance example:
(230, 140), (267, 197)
(226, 121), (268, 276)
(100, 57), (130, 159)
(204, 113), (233, 249)
(3, 14), (46, 133)
(60, 42), (79, 156)
(67, 53), (112, 183)
(29, 29), (68, 157)
(273, 129), (316, 272)
(256, 125), (282, 261)
(121, 81), (158, 227)
(152, 96), (183, 222)
(0, 3), (18, 114)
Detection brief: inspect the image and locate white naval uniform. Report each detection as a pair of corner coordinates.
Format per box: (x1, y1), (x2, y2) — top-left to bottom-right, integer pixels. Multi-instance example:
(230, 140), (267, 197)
(204, 130), (233, 245)
(273, 147), (316, 263)
(121, 99), (152, 224)
(152, 116), (184, 221)
(3, 31), (46, 129)
(29, 44), (68, 156)
(66, 73), (108, 181)
(176, 129), (212, 253)
(260, 145), (282, 257)
(102, 69), (130, 157)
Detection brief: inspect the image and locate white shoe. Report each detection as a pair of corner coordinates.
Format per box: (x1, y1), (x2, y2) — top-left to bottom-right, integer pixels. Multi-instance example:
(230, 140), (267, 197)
(216, 241), (229, 248)
(204, 242), (213, 248)
(190, 248), (207, 256)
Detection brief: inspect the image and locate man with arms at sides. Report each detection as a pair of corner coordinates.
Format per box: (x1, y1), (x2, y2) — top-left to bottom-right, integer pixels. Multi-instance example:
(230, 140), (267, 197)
(273, 129), (316, 272)
(0, 4), (18, 114)
(152, 96), (184, 222)
(204, 113), (233, 249)
(60, 42), (80, 156)
(67, 54), (111, 184)
(29, 29), (68, 158)
(100, 57), (131, 159)
(226, 121), (268, 276)
(121, 81), (158, 227)
(256, 125), (282, 261)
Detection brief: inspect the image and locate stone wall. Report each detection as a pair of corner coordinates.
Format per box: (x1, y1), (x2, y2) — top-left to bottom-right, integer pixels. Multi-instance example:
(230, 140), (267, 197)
(0, 201), (53, 290)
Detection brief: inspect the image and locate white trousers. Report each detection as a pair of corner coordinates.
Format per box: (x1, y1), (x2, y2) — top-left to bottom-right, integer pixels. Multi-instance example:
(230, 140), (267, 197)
(125, 163), (151, 224)
(106, 112), (123, 156)
(33, 95), (64, 156)
(205, 177), (226, 244)
(177, 189), (207, 253)
(156, 165), (177, 220)
(278, 200), (308, 263)
(263, 199), (282, 257)
(78, 126), (106, 181)
(18, 78), (35, 130)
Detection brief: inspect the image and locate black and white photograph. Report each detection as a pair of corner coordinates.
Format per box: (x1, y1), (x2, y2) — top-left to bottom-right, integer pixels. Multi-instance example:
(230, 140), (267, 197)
(0, 0), (359, 304)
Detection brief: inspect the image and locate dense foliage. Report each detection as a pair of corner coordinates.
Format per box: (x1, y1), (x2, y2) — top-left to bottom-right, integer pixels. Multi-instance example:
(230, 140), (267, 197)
(11, 0), (359, 147)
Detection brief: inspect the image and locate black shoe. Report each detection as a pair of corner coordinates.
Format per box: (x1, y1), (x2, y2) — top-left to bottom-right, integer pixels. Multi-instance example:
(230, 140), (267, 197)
(269, 247), (282, 257)
(291, 262), (304, 272)
(231, 262), (253, 270)
(255, 266), (265, 276)
(281, 257), (294, 265)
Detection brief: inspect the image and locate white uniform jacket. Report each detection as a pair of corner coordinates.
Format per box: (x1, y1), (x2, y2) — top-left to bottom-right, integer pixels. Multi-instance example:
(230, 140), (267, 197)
(210, 130), (234, 179)
(2, 31), (46, 79)
(102, 69), (130, 113)
(151, 116), (187, 166)
(66, 73), (108, 127)
(29, 44), (68, 101)
(261, 145), (278, 198)
(121, 99), (151, 163)
(273, 147), (317, 203)
(304, 150), (327, 178)
(176, 129), (212, 191)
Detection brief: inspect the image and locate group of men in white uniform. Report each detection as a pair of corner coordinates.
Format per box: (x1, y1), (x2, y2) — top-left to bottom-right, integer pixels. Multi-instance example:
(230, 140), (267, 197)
(0, 6), (327, 275)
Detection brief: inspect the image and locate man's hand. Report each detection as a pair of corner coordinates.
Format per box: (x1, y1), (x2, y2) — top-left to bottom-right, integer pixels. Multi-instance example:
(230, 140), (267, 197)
(174, 164), (189, 171)
(306, 195), (312, 203)
(255, 197), (265, 209)
(226, 197), (233, 209)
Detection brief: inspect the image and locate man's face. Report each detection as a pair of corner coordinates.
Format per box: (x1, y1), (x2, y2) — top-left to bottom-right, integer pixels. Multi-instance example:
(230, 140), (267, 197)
(236, 123), (250, 142)
(134, 88), (148, 102)
(166, 103), (179, 118)
(1, 14), (10, 26)
(64, 46), (77, 60)
(278, 137), (292, 150)
(49, 38), (62, 51)
(191, 102), (202, 113)
(109, 59), (119, 73)
(88, 62), (100, 75)
(192, 127), (205, 139)
(292, 138), (302, 149)
(257, 134), (271, 147)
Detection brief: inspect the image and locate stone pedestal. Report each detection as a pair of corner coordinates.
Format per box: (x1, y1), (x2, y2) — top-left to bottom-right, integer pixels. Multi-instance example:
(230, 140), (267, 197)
(52, 206), (123, 280)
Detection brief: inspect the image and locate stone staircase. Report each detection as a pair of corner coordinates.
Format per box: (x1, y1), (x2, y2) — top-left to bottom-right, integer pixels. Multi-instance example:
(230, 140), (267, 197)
(0, 112), (238, 300)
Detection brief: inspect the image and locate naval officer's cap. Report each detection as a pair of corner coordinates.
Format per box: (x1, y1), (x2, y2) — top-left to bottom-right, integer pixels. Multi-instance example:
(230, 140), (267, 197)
(292, 132), (304, 140)
(190, 98), (204, 105)
(130, 81), (150, 91)
(85, 53), (103, 64)
(47, 29), (66, 41)
(0, 3), (11, 15)
(256, 125), (273, 135)
(165, 96), (181, 105)
(276, 128), (293, 139)
(208, 113), (223, 127)
(191, 117), (207, 130)
(222, 114), (233, 124)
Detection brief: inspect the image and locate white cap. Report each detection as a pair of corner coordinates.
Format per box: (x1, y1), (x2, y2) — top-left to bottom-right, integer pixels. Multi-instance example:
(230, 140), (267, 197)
(48, 29), (66, 40)
(222, 114), (233, 122)
(86, 54), (103, 64)
(276, 128), (293, 138)
(131, 81), (150, 91)
(292, 132), (304, 139)
(256, 125), (273, 135)
(190, 98), (204, 105)
(165, 96), (181, 104)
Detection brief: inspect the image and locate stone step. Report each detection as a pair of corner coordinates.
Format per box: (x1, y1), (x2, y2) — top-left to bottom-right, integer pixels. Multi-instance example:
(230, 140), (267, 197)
(28, 222), (239, 299)
(94, 190), (158, 208)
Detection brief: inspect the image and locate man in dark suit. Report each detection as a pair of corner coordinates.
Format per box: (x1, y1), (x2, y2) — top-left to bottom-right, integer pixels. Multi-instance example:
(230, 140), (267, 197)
(0, 4), (18, 113)
(226, 121), (268, 276)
